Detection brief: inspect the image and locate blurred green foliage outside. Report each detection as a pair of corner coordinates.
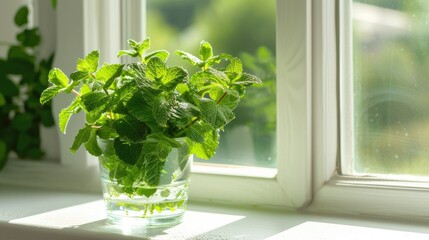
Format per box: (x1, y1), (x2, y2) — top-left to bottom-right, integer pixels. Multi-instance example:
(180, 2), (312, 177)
(147, 0), (277, 167)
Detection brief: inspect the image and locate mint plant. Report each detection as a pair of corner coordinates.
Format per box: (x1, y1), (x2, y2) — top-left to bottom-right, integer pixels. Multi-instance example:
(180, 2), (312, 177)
(40, 38), (261, 197)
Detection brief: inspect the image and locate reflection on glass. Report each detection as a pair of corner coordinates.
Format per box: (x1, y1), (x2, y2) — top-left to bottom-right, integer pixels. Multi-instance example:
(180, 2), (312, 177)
(147, 0), (276, 168)
(352, 0), (429, 176)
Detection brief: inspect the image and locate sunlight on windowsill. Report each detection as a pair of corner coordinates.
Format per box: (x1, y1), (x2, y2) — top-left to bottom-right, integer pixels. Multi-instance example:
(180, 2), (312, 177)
(8, 200), (245, 239)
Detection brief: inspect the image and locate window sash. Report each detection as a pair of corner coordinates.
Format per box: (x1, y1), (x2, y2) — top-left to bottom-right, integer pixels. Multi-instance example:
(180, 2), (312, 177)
(0, 0), (313, 208)
(311, 0), (429, 220)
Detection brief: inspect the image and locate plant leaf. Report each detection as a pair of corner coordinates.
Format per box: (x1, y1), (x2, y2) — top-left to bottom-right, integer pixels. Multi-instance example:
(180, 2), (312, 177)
(175, 50), (203, 67)
(162, 67), (187, 91)
(84, 128), (102, 156)
(76, 50), (100, 73)
(113, 138), (142, 165)
(96, 63), (124, 83)
(70, 71), (89, 81)
(40, 86), (63, 105)
(0, 140), (7, 170)
(112, 116), (149, 142)
(81, 92), (110, 121)
(58, 98), (82, 133)
(16, 28), (41, 47)
(144, 50), (169, 63)
(11, 113), (34, 132)
(147, 57), (167, 81)
(14, 6), (28, 27)
(200, 98), (235, 129)
(186, 122), (219, 160)
(117, 49), (138, 58)
(48, 68), (69, 88)
(152, 98), (170, 128)
(0, 93), (5, 106)
(225, 57), (243, 80)
(199, 40), (213, 61)
(0, 78), (19, 97)
(233, 73), (262, 86)
(70, 126), (92, 153)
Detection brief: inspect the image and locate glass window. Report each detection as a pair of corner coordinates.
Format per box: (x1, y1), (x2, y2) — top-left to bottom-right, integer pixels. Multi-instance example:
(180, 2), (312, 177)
(343, 0), (429, 178)
(147, 0), (277, 168)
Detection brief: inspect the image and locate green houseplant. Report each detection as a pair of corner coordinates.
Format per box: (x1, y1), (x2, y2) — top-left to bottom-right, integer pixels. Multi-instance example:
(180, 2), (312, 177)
(0, 5), (55, 169)
(40, 38), (261, 226)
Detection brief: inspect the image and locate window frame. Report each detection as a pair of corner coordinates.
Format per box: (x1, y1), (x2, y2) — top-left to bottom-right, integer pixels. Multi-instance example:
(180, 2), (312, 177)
(8, 0), (428, 219)
(0, 0), (314, 208)
(310, 0), (429, 220)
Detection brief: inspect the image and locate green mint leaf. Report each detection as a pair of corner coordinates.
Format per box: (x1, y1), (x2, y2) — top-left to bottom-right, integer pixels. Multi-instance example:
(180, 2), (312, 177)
(148, 133), (182, 148)
(11, 113), (34, 132)
(80, 84), (92, 95)
(209, 88), (240, 109)
(153, 98), (170, 128)
(81, 92), (110, 121)
(0, 78), (19, 97)
(70, 71), (89, 81)
(144, 50), (169, 63)
(16, 28), (41, 47)
(140, 135), (178, 186)
(162, 67), (187, 91)
(136, 188), (157, 198)
(14, 6), (29, 27)
(40, 108), (55, 127)
(147, 57), (167, 81)
(0, 93), (5, 106)
(200, 98), (235, 129)
(199, 40), (213, 61)
(84, 129), (102, 156)
(51, 0), (57, 9)
(48, 68), (69, 88)
(58, 98), (82, 134)
(0, 140), (7, 170)
(97, 126), (116, 140)
(112, 116), (149, 142)
(190, 69), (228, 90)
(117, 50), (138, 58)
(7, 46), (34, 63)
(112, 82), (138, 114)
(175, 50), (203, 67)
(77, 50), (100, 73)
(96, 63), (124, 83)
(186, 122), (219, 160)
(233, 72), (262, 86)
(40, 85), (63, 105)
(64, 80), (81, 94)
(70, 126), (92, 153)
(126, 90), (155, 123)
(225, 57), (243, 80)
(129, 38), (150, 57)
(142, 154), (164, 186)
(113, 138), (142, 165)
(170, 101), (199, 128)
(206, 53), (233, 67)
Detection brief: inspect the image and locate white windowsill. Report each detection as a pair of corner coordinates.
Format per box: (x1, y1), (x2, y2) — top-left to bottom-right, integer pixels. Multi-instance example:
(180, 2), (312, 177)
(1, 184), (429, 240)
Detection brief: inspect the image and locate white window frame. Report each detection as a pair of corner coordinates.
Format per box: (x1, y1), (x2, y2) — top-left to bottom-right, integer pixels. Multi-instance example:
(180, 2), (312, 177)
(0, 0), (314, 208)
(310, 0), (429, 220)
(9, 0), (428, 219)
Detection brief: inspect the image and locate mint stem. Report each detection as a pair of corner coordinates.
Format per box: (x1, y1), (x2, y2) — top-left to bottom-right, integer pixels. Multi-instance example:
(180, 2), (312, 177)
(71, 89), (81, 97)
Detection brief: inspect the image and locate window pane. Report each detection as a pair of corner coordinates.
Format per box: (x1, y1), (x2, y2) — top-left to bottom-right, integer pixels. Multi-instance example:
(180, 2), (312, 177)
(147, 0), (276, 168)
(347, 0), (429, 177)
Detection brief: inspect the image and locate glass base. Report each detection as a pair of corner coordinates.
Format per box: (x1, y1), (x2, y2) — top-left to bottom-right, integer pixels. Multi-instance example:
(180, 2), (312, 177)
(106, 211), (184, 227)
